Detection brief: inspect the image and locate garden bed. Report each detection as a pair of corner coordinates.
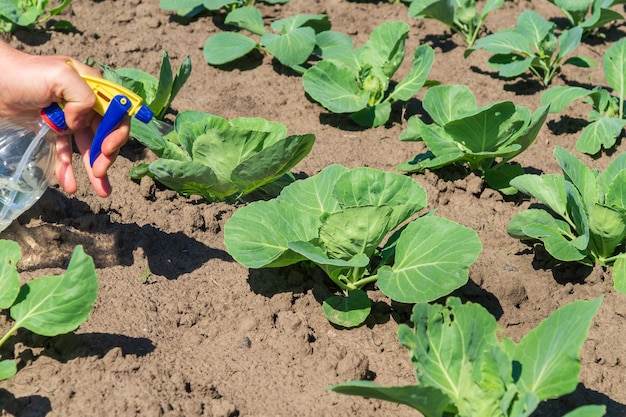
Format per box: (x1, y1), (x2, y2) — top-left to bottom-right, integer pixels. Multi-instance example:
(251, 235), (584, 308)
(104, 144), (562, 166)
(1, 0), (626, 416)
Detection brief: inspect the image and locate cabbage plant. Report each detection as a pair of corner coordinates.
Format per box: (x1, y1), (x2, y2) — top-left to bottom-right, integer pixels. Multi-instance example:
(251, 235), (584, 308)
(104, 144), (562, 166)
(547, 0), (624, 36)
(224, 164), (482, 327)
(302, 20), (435, 127)
(0, 0), (74, 32)
(397, 84), (549, 195)
(129, 111), (315, 203)
(0, 240), (98, 381)
(203, 7), (330, 71)
(406, 0), (504, 46)
(331, 296), (605, 417)
(469, 11), (596, 86)
(160, 0), (289, 18)
(541, 37), (626, 155)
(508, 146), (626, 292)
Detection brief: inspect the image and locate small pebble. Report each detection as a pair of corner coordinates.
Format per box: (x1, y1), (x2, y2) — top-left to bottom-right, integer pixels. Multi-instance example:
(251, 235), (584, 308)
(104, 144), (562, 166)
(240, 336), (252, 348)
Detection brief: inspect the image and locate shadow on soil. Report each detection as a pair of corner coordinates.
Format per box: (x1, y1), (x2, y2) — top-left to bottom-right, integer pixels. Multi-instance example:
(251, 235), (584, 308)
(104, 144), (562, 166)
(111, 223), (230, 280)
(0, 328), (156, 366)
(247, 264), (505, 328)
(0, 331), (155, 417)
(7, 189), (229, 279)
(419, 33), (458, 53)
(469, 65), (544, 95)
(517, 244), (596, 285)
(0, 390), (51, 417)
(532, 384), (626, 417)
(53, 332), (156, 361)
(247, 265), (407, 328)
(247, 264), (317, 298)
(547, 115), (588, 136)
(454, 278), (505, 320)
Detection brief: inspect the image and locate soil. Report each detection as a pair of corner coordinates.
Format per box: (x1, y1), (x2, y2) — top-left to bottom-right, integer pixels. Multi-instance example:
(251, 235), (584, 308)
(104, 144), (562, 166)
(1, 0), (626, 416)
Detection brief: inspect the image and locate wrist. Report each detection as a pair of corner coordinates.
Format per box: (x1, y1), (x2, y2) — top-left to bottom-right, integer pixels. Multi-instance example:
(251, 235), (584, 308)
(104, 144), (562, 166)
(0, 41), (32, 116)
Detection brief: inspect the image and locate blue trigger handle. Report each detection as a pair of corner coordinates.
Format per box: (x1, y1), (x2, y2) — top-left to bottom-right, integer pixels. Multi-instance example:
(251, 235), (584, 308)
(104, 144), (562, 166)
(89, 94), (132, 167)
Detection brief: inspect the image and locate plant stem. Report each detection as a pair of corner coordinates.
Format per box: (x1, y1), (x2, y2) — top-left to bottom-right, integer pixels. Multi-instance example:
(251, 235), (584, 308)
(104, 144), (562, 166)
(603, 254), (625, 264)
(527, 64), (545, 86)
(0, 324), (20, 350)
(328, 275), (351, 292)
(351, 275), (378, 289)
(466, 16), (486, 48)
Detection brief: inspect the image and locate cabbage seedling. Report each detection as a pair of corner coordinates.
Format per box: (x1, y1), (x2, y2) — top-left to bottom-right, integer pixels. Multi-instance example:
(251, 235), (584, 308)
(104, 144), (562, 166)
(224, 164), (482, 327)
(541, 38), (626, 154)
(468, 10), (596, 86)
(547, 0), (623, 36)
(508, 146), (626, 292)
(203, 7), (330, 72)
(129, 111), (315, 203)
(159, 0), (289, 18)
(406, 0), (504, 46)
(331, 296), (605, 417)
(397, 84), (549, 195)
(0, 0), (74, 32)
(302, 20), (435, 128)
(0, 240), (98, 381)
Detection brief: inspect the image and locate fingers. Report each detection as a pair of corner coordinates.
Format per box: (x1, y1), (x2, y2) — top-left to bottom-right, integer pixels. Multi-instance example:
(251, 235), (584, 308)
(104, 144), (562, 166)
(87, 115), (130, 178)
(68, 59), (101, 78)
(54, 134), (78, 195)
(54, 86), (130, 197)
(98, 116), (130, 158)
(91, 149), (120, 181)
(72, 127), (113, 197)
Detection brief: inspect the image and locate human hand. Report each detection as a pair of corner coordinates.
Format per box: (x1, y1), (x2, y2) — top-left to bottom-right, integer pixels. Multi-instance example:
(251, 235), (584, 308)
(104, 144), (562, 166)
(0, 41), (130, 197)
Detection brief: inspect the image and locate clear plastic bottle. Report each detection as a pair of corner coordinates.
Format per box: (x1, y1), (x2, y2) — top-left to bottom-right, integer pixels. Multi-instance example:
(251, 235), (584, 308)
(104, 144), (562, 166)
(0, 116), (56, 233)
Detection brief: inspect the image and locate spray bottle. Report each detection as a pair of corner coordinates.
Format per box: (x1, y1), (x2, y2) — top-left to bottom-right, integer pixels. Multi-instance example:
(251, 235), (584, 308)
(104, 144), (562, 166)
(0, 69), (153, 233)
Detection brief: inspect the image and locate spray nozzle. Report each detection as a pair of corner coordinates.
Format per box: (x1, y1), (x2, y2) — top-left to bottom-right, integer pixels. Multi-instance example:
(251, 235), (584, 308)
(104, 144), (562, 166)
(41, 66), (154, 166)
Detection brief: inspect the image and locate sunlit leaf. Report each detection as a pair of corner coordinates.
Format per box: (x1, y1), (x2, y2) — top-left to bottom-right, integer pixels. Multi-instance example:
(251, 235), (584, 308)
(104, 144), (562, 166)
(11, 246), (98, 336)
